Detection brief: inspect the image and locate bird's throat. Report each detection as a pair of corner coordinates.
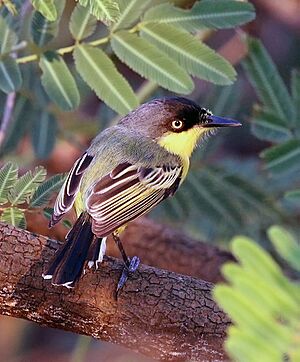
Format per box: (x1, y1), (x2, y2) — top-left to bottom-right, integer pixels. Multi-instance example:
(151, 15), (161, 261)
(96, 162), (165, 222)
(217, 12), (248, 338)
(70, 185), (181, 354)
(158, 127), (205, 179)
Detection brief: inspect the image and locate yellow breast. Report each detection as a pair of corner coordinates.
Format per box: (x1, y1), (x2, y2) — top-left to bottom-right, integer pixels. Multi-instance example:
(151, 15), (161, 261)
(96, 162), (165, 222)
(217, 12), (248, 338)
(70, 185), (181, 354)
(158, 127), (205, 180)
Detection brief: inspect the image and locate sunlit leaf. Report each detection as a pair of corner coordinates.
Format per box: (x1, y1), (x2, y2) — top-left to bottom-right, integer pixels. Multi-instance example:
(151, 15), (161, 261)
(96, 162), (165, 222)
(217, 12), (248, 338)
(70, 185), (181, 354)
(73, 44), (138, 115)
(31, 112), (57, 159)
(31, 0), (57, 21)
(0, 15), (18, 53)
(69, 3), (97, 41)
(39, 51), (80, 111)
(214, 234), (300, 362)
(144, 0), (255, 32)
(268, 226), (300, 272)
(30, 0), (65, 46)
(113, 0), (151, 31)
(0, 162), (18, 205)
(261, 139), (300, 174)
(243, 37), (294, 122)
(140, 23), (236, 85)
(111, 31), (193, 93)
(8, 166), (46, 205)
(0, 207), (26, 228)
(30, 173), (65, 207)
(0, 55), (22, 93)
(77, 0), (120, 23)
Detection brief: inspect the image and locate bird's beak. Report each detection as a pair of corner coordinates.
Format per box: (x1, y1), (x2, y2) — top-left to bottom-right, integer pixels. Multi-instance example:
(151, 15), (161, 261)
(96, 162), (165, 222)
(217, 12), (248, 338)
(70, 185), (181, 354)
(202, 115), (242, 128)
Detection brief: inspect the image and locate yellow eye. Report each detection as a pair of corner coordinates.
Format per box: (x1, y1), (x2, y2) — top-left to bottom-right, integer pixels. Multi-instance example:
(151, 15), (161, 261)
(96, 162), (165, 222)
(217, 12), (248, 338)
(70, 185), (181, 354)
(171, 120), (184, 130)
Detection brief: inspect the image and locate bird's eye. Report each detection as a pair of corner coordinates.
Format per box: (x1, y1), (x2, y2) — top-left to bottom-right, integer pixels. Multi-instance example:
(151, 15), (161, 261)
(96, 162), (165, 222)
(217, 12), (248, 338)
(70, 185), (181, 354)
(171, 120), (184, 130)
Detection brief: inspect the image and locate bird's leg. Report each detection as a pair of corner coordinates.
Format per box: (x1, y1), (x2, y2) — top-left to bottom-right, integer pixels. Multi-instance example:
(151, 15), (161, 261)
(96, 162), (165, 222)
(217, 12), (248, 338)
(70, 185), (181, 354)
(112, 232), (140, 295)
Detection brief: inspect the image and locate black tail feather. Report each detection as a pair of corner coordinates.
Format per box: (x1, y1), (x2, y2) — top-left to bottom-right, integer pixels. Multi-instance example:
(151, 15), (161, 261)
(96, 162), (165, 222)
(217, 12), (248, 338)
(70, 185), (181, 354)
(44, 212), (95, 287)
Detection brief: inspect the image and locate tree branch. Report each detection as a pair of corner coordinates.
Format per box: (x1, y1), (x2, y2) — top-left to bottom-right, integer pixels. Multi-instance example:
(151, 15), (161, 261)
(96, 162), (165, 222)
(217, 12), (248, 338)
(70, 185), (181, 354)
(0, 222), (230, 361)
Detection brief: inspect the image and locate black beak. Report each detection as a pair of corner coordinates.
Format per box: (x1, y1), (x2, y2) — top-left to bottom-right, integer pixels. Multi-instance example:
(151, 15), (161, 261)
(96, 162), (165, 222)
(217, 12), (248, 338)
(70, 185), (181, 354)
(202, 115), (242, 128)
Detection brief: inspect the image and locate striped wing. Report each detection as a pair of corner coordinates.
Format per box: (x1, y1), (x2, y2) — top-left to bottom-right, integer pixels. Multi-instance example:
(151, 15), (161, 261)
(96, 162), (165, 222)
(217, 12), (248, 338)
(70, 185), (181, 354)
(50, 152), (93, 227)
(86, 162), (182, 237)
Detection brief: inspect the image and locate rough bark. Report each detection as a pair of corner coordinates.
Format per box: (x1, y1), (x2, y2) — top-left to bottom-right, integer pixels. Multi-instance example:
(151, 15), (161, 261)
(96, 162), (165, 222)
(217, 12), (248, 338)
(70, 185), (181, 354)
(0, 222), (230, 361)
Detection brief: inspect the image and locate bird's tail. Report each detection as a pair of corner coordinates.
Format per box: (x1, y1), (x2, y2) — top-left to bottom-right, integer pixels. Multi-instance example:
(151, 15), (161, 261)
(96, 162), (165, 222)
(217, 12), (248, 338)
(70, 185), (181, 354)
(43, 212), (103, 288)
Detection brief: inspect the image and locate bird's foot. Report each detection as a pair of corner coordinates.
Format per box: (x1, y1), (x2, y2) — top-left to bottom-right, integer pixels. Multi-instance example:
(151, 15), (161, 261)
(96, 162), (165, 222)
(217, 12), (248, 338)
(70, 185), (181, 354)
(116, 256), (140, 298)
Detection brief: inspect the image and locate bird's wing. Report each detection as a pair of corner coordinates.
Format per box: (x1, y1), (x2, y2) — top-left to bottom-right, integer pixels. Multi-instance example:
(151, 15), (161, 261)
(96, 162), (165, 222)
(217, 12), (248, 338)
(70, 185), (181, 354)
(86, 162), (182, 236)
(50, 152), (94, 226)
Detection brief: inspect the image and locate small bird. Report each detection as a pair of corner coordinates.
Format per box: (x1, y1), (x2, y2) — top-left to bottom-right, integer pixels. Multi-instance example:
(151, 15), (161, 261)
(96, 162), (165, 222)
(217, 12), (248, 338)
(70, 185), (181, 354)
(44, 97), (241, 291)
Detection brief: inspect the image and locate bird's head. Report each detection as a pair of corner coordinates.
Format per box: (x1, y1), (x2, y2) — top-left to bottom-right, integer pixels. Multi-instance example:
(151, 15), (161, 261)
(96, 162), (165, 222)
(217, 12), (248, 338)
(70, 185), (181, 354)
(118, 96), (241, 158)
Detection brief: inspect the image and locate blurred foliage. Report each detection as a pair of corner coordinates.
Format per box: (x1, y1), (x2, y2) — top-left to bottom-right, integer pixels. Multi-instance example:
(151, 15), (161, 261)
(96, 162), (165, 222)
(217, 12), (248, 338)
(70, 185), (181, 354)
(214, 226), (300, 362)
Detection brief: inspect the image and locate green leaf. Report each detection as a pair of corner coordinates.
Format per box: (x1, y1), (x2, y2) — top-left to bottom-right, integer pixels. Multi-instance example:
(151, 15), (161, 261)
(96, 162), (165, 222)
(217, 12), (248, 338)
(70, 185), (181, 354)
(111, 31), (193, 94)
(291, 68), (300, 125)
(31, 112), (57, 159)
(144, 0), (255, 32)
(0, 162), (18, 205)
(268, 226), (300, 272)
(30, 173), (65, 207)
(140, 23), (236, 85)
(0, 55), (22, 93)
(251, 109), (292, 143)
(31, 0), (57, 21)
(0, 15), (18, 54)
(39, 51), (80, 111)
(73, 44), (138, 115)
(30, 0), (65, 47)
(112, 0), (151, 31)
(0, 207), (26, 228)
(284, 189), (300, 200)
(243, 37), (294, 122)
(77, 0), (120, 23)
(231, 236), (290, 288)
(69, 4), (97, 41)
(261, 139), (300, 174)
(8, 166), (47, 205)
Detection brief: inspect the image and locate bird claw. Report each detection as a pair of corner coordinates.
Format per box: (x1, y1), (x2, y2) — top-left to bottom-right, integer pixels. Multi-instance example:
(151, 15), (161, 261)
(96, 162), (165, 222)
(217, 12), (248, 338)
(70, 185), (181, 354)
(116, 256), (140, 298)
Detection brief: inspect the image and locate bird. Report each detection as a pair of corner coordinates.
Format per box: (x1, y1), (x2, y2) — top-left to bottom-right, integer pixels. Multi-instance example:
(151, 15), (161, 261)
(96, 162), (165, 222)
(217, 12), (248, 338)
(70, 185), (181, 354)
(43, 96), (241, 292)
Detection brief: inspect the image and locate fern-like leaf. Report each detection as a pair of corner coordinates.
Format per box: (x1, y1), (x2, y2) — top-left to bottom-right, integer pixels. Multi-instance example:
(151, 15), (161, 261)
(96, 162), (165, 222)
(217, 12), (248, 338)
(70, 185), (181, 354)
(111, 31), (193, 93)
(214, 231), (300, 362)
(140, 23), (236, 85)
(261, 139), (300, 174)
(243, 37), (294, 122)
(144, 0), (255, 32)
(76, 0), (120, 23)
(8, 166), (47, 205)
(30, 173), (65, 208)
(251, 109), (292, 143)
(0, 162), (18, 205)
(0, 207), (26, 228)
